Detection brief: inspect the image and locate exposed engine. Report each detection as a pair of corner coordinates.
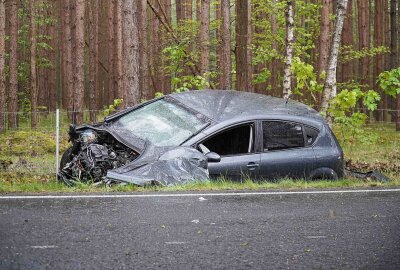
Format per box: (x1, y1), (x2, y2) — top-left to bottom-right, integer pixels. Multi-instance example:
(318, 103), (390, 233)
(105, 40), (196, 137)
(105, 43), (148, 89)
(58, 129), (138, 186)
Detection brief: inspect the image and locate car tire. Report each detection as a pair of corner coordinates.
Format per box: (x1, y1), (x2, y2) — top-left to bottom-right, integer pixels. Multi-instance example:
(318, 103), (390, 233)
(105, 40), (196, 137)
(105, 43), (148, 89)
(309, 167), (339, 180)
(60, 147), (73, 170)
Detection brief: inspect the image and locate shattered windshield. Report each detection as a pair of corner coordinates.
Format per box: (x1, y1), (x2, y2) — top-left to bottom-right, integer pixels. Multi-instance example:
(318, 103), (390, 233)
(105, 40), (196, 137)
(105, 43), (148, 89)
(114, 99), (208, 147)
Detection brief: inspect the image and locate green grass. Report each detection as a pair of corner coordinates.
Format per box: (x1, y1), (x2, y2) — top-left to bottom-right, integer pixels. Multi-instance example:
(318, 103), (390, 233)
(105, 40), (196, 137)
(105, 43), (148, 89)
(0, 122), (399, 193)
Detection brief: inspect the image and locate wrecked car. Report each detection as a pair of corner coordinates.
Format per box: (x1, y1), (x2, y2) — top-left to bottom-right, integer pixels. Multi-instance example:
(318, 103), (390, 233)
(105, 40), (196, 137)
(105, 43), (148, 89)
(58, 90), (344, 186)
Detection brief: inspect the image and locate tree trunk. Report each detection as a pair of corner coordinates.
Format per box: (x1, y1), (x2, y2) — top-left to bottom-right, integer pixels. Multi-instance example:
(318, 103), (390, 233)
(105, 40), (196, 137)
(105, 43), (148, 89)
(48, 6), (56, 112)
(149, 0), (161, 94)
(317, 0), (332, 80)
(390, 0), (399, 130)
(122, 0), (140, 106)
(30, 0), (38, 128)
(320, 0), (349, 122)
(270, 0), (278, 96)
(160, 0), (172, 94)
(374, 0), (384, 121)
(88, 0), (98, 122)
(183, 0), (193, 20)
(73, 0), (85, 124)
(107, 0), (115, 105)
(65, 1), (74, 120)
(283, 0), (294, 99)
(341, 0), (353, 83)
(246, 0), (253, 92)
(115, 1), (124, 101)
(0, 0), (5, 131)
(235, 0), (250, 91)
(8, 0), (18, 128)
(357, 0), (370, 88)
(199, 0), (210, 77)
(390, 0), (398, 69)
(138, 0), (150, 99)
(218, 0), (231, 89)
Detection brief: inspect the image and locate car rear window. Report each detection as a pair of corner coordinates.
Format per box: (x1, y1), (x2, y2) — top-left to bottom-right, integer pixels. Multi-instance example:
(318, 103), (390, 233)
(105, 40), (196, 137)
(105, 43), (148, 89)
(262, 121), (304, 151)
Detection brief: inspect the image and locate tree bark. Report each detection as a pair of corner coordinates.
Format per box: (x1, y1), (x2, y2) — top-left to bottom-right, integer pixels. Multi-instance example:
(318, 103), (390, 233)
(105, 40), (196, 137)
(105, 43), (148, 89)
(317, 0), (332, 79)
(107, 0), (115, 105)
(246, 0), (253, 92)
(283, 0), (294, 99)
(48, 6), (56, 112)
(199, 0), (210, 77)
(138, 0), (150, 99)
(0, 0), (5, 131)
(390, 0), (399, 130)
(357, 0), (370, 87)
(30, 0), (38, 128)
(235, 0), (250, 91)
(88, 0), (98, 121)
(115, 1), (124, 101)
(73, 0), (85, 124)
(320, 0), (349, 122)
(390, 0), (398, 69)
(374, 0), (384, 121)
(341, 0), (353, 83)
(161, 0), (172, 94)
(218, 0), (231, 89)
(122, 0), (140, 106)
(149, 0), (161, 95)
(65, 1), (74, 120)
(8, 0), (18, 128)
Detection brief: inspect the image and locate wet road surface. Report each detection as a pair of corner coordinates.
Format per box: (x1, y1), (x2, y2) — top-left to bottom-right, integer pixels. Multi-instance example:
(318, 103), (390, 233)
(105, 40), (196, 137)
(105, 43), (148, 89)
(1, 189), (400, 269)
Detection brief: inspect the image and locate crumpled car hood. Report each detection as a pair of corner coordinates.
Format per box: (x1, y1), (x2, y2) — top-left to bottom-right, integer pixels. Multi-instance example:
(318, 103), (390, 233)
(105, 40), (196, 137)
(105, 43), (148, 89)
(106, 146), (209, 186)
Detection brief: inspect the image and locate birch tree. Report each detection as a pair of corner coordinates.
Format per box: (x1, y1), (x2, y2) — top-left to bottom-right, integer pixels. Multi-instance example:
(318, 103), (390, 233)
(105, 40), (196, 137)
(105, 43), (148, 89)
(282, 0), (294, 99)
(320, 0), (349, 121)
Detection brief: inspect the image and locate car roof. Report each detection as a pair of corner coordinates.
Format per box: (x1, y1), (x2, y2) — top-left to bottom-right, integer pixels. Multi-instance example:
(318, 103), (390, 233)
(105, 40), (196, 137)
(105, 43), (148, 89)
(170, 90), (325, 124)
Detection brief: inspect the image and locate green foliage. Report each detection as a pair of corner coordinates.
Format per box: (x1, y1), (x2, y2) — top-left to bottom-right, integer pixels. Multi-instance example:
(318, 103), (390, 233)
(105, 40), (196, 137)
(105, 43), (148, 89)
(378, 67), (400, 97)
(291, 57), (323, 99)
(339, 46), (390, 64)
(103, 99), (124, 117)
(328, 89), (381, 146)
(154, 92), (165, 98)
(172, 75), (210, 92)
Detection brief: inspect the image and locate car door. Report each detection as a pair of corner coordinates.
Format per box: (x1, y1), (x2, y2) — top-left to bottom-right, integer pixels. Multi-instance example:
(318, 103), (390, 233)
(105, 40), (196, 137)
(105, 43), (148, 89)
(259, 120), (316, 180)
(198, 123), (261, 180)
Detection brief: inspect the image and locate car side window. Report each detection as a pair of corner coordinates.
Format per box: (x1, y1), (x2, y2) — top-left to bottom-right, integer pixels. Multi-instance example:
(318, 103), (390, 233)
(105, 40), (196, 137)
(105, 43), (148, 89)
(201, 124), (254, 156)
(262, 121), (304, 151)
(304, 126), (319, 146)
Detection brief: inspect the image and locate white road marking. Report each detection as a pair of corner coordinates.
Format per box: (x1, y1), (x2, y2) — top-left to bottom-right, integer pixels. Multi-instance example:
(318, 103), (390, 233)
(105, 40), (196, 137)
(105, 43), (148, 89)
(30, 245), (58, 249)
(0, 188), (400, 200)
(305, 236), (327, 239)
(165, 242), (186, 245)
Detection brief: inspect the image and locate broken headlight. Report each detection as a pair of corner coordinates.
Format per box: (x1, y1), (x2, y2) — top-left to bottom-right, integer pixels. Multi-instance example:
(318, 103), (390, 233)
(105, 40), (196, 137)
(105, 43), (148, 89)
(80, 129), (97, 144)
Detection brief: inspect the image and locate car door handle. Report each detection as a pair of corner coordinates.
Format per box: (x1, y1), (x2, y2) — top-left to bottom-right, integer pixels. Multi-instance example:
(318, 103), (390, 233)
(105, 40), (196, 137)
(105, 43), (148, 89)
(247, 162), (259, 170)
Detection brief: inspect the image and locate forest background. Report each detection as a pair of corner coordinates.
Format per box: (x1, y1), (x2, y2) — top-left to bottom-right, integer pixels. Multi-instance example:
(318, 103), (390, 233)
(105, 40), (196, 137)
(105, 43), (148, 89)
(0, 0), (399, 131)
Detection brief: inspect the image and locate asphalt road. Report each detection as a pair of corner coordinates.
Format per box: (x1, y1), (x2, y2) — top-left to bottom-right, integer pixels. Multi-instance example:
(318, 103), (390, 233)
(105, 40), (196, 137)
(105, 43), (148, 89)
(0, 189), (400, 270)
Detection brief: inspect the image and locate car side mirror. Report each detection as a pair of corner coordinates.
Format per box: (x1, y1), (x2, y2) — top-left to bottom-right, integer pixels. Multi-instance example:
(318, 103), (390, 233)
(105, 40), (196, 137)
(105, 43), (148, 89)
(205, 152), (221, 163)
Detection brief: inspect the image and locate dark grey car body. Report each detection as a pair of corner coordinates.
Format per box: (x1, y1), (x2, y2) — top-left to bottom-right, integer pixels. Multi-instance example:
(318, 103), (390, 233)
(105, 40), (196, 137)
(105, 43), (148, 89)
(62, 90), (344, 185)
(171, 90), (344, 180)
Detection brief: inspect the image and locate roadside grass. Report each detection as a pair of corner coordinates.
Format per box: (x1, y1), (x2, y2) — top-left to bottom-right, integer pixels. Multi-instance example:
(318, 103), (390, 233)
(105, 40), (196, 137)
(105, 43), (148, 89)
(0, 122), (399, 193)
